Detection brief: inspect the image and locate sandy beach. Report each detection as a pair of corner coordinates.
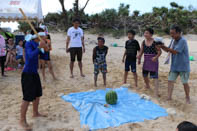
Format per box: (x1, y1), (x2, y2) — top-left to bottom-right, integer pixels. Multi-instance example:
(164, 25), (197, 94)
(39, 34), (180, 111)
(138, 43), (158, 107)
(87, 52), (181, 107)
(0, 33), (197, 131)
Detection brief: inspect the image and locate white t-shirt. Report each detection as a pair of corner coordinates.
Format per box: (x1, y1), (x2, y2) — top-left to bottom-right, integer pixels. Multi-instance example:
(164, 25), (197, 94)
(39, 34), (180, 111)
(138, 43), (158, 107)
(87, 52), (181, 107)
(67, 27), (83, 48)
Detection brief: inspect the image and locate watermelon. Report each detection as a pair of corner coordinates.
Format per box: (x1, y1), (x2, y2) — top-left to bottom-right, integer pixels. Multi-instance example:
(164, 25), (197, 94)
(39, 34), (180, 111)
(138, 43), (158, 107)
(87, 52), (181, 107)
(105, 90), (118, 105)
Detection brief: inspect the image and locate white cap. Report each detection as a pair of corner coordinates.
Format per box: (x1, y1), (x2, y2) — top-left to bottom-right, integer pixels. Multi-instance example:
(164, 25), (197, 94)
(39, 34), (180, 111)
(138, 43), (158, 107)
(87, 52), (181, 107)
(31, 32), (46, 40)
(154, 37), (163, 42)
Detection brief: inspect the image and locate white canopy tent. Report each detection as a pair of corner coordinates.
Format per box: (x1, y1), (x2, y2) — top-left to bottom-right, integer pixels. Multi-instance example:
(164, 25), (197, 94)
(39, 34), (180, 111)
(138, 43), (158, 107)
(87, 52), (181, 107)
(0, 0), (43, 22)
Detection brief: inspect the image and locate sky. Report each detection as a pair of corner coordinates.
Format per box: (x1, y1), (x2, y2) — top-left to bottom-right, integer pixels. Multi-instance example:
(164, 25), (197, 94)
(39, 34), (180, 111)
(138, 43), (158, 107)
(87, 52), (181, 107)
(1, 0), (197, 31)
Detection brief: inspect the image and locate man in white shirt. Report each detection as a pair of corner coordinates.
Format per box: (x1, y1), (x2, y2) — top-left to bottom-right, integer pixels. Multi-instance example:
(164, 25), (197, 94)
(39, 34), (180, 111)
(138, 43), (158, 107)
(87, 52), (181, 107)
(66, 19), (85, 78)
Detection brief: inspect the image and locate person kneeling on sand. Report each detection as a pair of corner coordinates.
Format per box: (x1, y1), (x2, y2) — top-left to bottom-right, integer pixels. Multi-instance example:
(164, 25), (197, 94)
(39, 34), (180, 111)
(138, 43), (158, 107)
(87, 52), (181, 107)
(176, 121), (197, 131)
(93, 37), (108, 87)
(20, 30), (47, 130)
(159, 25), (191, 104)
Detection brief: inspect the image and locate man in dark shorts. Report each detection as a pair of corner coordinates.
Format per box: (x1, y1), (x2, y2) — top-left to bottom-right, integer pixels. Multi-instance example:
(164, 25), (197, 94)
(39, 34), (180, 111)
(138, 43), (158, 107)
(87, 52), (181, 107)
(122, 30), (140, 88)
(66, 19), (85, 78)
(20, 31), (47, 130)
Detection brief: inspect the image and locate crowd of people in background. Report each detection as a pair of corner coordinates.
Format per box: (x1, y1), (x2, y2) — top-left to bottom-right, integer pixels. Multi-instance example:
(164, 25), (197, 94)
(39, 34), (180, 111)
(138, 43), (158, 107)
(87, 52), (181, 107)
(0, 25), (54, 81)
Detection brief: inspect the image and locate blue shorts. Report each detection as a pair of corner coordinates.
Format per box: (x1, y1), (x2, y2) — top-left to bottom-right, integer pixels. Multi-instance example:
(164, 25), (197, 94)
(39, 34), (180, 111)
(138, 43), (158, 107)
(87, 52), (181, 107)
(143, 70), (158, 79)
(16, 55), (23, 60)
(125, 61), (136, 73)
(94, 63), (107, 75)
(40, 52), (50, 61)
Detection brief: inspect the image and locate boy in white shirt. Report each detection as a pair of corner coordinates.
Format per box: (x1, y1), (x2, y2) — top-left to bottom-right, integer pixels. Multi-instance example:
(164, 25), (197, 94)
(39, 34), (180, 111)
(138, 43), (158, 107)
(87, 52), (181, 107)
(66, 19), (85, 78)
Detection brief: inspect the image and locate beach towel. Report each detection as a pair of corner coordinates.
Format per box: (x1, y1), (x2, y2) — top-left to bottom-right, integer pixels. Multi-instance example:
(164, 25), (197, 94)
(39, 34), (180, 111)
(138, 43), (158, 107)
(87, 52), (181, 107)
(61, 87), (168, 130)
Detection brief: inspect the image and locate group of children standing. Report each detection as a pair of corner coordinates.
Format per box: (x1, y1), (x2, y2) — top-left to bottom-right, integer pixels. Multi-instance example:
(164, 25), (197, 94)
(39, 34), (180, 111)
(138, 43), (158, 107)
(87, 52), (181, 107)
(94, 28), (161, 97)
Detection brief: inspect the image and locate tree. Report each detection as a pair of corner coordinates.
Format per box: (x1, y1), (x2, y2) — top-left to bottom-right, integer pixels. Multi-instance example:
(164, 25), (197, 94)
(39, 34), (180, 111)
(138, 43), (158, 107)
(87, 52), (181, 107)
(73, 0), (90, 18)
(59, 0), (68, 28)
(118, 3), (130, 17)
(170, 2), (179, 8)
(133, 10), (140, 17)
(18, 22), (36, 33)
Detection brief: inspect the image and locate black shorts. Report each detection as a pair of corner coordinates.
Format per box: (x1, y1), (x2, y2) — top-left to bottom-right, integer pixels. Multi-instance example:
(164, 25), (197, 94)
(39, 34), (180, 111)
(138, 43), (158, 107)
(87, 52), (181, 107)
(69, 47), (82, 62)
(21, 72), (42, 102)
(143, 70), (158, 79)
(125, 60), (136, 72)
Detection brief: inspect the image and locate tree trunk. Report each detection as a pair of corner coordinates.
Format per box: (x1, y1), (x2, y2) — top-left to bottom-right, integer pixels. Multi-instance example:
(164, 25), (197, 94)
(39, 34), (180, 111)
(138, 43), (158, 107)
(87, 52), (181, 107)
(74, 0), (79, 17)
(59, 0), (68, 29)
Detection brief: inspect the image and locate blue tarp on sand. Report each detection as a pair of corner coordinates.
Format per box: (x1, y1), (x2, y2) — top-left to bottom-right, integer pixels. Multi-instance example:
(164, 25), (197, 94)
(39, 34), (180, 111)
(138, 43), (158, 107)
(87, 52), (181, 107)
(61, 87), (168, 130)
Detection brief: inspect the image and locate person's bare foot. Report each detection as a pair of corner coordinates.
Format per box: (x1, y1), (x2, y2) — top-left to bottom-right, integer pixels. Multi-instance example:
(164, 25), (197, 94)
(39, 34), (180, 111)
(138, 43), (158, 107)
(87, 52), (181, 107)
(167, 97), (172, 101)
(94, 84), (97, 87)
(33, 113), (47, 118)
(133, 85), (138, 88)
(53, 77), (58, 81)
(155, 93), (160, 98)
(144, 86), (150, 89)
(186, 98), (191, 104)
(70, 74), (74, 78)
(19, 121), (32, 131)
(43, 78), (46, 82)
(81, 74), (85, 77)
(2, 75), (7, 77)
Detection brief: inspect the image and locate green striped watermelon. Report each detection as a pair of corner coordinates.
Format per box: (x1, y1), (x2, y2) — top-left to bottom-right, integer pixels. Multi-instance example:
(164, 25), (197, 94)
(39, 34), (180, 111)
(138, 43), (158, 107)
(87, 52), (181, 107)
(105, 90), (118, 105)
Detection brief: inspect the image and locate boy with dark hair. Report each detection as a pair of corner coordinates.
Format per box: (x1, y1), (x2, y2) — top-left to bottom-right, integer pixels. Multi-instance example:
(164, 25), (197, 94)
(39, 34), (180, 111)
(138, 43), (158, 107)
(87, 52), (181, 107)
(93, 37), (108, 87)
(122, 30), (140, 87)
(177, 121), (197, 131)
(66, 18), (85, 78)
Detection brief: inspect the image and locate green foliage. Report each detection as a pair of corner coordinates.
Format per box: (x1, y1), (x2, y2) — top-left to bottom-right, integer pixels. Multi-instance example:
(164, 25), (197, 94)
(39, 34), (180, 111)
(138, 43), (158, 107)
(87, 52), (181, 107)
(133, 10), (140, 17)
(170, 2), (179, 8)
(118, 3), (130, 16)
(42, 2), (197, 36)
(18, 22), (35, 33)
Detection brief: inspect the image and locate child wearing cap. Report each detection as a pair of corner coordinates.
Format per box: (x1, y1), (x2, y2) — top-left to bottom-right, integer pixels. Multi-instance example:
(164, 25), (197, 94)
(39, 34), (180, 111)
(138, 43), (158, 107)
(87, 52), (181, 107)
(19, 30), (48, 130)
(93, 37), (108, 87)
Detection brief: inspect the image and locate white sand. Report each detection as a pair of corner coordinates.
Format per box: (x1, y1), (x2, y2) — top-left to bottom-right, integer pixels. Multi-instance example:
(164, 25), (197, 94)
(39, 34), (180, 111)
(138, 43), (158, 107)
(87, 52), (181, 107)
(0, 33), (197, 131)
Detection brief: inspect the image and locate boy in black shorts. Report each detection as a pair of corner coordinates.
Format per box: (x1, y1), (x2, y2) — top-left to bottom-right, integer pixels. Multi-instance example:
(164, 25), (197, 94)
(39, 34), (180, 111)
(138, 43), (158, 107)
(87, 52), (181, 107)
(122, 30), (140, 87)
(66, 19), (85, 78)
(20, 31), (47, 130)
(93, 37), (108, 87)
